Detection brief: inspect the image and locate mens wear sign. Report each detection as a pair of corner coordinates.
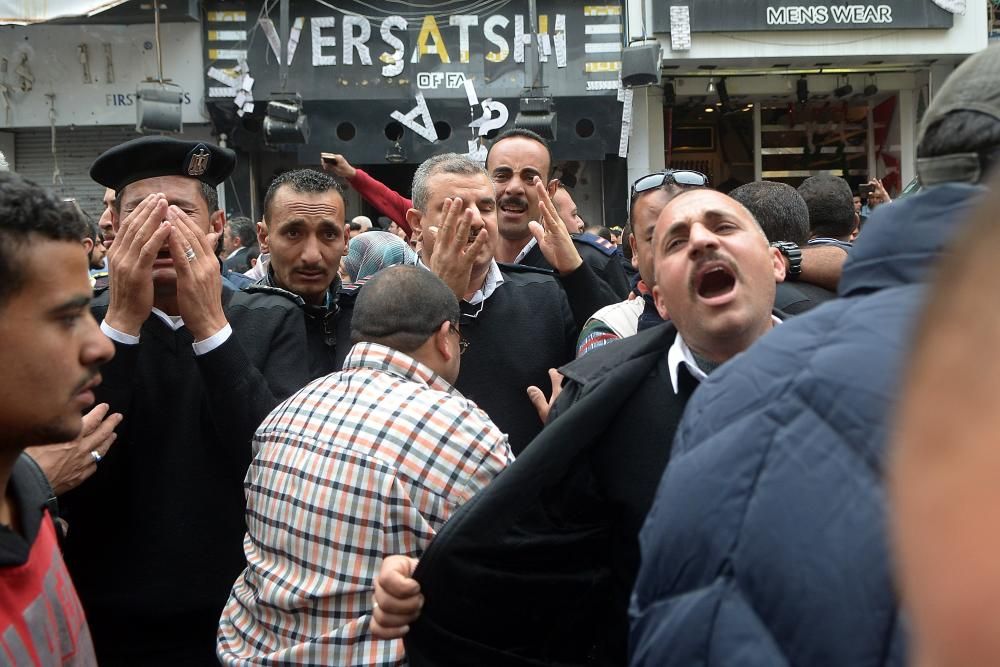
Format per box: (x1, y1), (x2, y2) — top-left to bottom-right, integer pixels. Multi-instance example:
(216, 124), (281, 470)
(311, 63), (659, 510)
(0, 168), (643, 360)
(652, 0), (955, 33)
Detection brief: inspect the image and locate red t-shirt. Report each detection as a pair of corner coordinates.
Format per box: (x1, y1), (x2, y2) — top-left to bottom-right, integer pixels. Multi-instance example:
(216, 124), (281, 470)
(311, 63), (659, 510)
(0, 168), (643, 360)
(0, 511), (96, 666)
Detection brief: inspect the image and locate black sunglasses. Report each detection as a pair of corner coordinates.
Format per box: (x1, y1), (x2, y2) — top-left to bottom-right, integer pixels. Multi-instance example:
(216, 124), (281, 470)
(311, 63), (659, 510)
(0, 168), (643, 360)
(629, 170), (710, 203)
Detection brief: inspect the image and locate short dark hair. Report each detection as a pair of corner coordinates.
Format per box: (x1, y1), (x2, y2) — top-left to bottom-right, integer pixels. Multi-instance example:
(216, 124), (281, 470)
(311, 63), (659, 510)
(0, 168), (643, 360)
(411, 154), (489, 212)
(350, 265), (459, 353)
(486, 128), (552, 174)
(263, 169), (344, 221)
(584, 225), (613, 242)
(917, 110), (1000, 182)
(0, 173), (89, 308)
(730, 181), (810, 246)
(797, 175), (856, 240)
(628, 182), (702, 219)
(227, 215), (256, 246)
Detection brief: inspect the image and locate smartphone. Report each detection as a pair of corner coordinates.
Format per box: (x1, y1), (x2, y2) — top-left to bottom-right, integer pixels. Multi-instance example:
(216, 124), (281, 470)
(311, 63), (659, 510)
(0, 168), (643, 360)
(859, 184), (875, 197)
(320, 152), (337, 165)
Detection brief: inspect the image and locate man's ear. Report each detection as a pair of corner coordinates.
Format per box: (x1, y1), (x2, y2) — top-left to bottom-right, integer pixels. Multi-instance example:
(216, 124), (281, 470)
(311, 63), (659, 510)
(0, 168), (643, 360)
(850, 213), (861, 242)
(629, 234), (639, 270)
(651, 283), (670, 321)
(434, 320), (456, 363)
(210, 209), (226, 235)
(771, 246), (787, 284)
(343, 221), (351, 256)
(547, 178), (560, 197)
(256, 221), (269, 251)
(81, 237), (95, 256)
(406, 208), (423, 234)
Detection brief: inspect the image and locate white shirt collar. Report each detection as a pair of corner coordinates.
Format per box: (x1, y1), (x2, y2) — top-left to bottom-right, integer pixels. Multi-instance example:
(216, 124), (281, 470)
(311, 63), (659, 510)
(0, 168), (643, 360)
(513, 238), (538, 265)
(465, 259), (504, 305)
(151, 307), (185, 331)
(416, 257), (505, 306)
(667, 315), (783, 394)
(225, 246), (243, 260)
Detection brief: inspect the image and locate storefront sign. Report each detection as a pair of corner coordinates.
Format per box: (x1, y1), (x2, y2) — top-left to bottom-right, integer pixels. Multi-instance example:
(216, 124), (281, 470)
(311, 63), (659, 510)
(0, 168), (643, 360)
(202, 0), (625, 101)
(652, 0), (954, 33)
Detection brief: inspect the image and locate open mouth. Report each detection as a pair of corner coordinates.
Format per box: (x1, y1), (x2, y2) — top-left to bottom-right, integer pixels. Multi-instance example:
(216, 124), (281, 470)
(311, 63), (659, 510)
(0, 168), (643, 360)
(499, 199), (528, 216)
(695, 264), (737, 300)
(466, 228), (484, 244)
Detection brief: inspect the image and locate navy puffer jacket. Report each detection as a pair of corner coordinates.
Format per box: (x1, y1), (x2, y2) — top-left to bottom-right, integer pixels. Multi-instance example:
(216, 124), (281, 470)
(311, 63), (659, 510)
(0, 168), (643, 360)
(630, 183), (985, 667)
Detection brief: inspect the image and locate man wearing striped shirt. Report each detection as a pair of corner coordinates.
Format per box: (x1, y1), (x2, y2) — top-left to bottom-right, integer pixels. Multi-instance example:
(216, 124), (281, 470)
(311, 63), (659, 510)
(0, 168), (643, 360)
(217, 265), (513, 666)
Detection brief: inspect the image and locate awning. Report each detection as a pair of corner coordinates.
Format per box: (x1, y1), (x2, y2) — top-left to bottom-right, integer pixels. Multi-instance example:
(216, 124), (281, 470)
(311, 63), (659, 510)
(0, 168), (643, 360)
(0, 0), (129, 25)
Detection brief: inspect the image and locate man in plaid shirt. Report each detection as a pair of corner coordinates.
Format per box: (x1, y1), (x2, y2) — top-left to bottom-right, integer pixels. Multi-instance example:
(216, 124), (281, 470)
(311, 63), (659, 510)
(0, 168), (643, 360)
(217, 265), (513, 666)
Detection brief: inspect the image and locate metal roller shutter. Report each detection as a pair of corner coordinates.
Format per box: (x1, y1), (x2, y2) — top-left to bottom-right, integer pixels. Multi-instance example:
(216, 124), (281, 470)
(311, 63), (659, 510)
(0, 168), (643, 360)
(14, 126), (141, 221)
(13, 124), (216, 221)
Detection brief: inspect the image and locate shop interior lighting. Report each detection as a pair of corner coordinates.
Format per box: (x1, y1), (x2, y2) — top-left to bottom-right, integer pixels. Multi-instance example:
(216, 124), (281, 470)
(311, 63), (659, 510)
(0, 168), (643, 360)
(263, 96), (310, 145)
(796, 76), (809, 104)
(864, 75), (879, 97)
(706, 77), (716, 93)
(716, 77), (732, 113)
(834, 76), (854, 98)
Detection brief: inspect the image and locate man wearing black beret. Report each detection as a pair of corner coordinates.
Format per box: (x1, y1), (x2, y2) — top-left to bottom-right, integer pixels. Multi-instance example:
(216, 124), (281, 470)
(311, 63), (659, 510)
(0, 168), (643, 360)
(59, 136), (310, 666)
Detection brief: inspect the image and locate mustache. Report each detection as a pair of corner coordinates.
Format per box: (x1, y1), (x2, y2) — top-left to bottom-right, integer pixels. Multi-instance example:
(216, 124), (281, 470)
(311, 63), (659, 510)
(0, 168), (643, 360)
(499, 196), (529, 210)
(72, 370), (100, 395)
(687, 251), (741, 294)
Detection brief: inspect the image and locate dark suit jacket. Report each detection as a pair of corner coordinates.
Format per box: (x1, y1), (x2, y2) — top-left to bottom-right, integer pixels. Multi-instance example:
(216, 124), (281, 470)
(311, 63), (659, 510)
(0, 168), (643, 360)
(223, 246), (251, 274)
(405, 323), (694, 666)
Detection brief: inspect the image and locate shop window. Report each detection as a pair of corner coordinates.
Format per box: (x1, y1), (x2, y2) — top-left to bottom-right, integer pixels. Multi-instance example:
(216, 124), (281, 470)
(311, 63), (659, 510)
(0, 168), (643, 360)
(384, 121), (404, 141)
(433, 121), (452, 141)
(337, 122), (356, 142)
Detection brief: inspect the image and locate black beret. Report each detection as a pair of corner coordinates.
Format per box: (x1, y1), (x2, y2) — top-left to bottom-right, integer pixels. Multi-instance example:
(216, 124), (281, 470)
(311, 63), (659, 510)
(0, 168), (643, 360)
(90, 136), (236, 193)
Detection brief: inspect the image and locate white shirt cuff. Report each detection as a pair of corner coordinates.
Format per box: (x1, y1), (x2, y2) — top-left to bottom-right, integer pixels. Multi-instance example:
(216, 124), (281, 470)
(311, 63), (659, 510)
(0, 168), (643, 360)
(101, 320), (140, 345)
(192, 324), (232, 356)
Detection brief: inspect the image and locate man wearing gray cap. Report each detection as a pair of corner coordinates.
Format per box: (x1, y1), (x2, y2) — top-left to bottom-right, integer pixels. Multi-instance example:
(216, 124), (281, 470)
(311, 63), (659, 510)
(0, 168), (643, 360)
(60, 136), (309, 666)
(628, 45), (1000, 667)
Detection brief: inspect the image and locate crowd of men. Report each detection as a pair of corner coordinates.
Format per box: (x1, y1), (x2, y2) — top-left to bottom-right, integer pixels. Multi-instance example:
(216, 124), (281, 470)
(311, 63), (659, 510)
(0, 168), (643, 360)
(2, 42), (1000, 667)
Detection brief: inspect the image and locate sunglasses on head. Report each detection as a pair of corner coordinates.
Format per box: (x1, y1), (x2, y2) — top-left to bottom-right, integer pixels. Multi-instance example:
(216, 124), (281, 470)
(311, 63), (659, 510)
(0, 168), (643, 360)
(629, 170), (710, 203)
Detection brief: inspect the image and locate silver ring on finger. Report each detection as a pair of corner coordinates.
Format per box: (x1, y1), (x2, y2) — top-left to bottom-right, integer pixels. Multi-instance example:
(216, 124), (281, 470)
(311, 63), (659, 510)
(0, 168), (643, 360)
(91, 450), (103, 464)
(184, 247), (197, 262)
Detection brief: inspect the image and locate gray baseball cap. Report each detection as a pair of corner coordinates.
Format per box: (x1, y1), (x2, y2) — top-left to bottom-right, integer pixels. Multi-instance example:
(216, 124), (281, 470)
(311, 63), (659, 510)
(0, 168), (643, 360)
(916, 44), (1000, 185)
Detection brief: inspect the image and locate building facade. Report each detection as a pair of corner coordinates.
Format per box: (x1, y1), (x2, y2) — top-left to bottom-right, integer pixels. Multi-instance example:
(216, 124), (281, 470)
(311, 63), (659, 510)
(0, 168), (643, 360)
(201, 0), (634, 226)
(1, 5), (213, 220)
(623, 0), (988, 196)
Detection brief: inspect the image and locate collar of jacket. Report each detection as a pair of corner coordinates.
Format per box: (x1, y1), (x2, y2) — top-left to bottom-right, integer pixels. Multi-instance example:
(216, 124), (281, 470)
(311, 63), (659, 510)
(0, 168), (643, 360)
(254, 267), (341, 316)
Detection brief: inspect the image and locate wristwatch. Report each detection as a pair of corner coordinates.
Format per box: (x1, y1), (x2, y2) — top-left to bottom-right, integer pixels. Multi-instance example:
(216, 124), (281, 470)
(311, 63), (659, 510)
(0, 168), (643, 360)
(770, 241), (802, 280)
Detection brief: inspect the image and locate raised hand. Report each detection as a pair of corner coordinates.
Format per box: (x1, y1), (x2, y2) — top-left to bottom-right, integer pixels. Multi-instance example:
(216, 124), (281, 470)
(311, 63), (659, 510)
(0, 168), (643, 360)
(869, 178), (892, 208)
(104, 193), (172, 335)
(24, 403), (122, 496)
(428, 197), (488, 299)
(527, 178), (583, 275)
(165, 206), (228, 341)
(527, 368), (565, 424)
(320, 153), (358, 180)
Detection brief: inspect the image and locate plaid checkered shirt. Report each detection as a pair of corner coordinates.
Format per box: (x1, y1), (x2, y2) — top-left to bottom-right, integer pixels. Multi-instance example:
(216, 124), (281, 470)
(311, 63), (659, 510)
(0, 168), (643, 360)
(217, 342), (513, 666)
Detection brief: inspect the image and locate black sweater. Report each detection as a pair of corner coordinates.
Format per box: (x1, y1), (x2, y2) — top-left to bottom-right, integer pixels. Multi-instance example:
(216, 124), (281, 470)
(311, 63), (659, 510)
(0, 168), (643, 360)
(61, 288), (309, 666)
(454, 265), (578, 454)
